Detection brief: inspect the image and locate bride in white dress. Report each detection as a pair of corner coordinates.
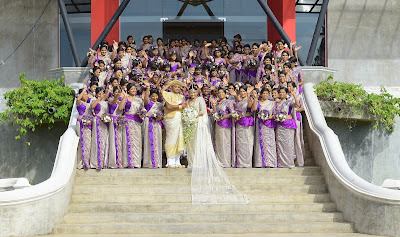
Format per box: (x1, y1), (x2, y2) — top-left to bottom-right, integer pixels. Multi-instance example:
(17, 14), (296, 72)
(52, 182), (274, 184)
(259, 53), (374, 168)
(185, 84), (248, 204)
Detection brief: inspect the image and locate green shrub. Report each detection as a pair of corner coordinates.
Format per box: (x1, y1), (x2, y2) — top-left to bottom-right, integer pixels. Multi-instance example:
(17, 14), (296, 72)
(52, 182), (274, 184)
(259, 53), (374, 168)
(0, 73), (75, 139)
(314, 75), (400, 132)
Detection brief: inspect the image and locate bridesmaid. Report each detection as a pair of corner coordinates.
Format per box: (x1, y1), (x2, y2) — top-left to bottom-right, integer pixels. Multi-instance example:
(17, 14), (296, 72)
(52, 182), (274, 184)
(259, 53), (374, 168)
(142, 83), (164, 169)
(254, 88), (277, 168)
(274, 87), (300, 168)
(90, 87), (110, 170)
(234, 85), (255, 168)
(76, 86), (92, 170)
(211, 88), (235, 168)
(108, 86), (124, 169)
(119, 83), (144, 168)
(288, 82), (305, 166)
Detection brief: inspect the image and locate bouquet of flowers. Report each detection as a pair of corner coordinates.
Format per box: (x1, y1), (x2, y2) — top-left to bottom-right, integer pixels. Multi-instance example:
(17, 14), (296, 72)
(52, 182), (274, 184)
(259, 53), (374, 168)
(82, 115), (93, 128)
(234, 82), (243, 91)
(138, 108), (147, 118)
(249, 58), (258, 67)
(219, 70), (228, 77)
(232, 109), (244, 121)
(275, 111), (287, 122)
(114, 116), (126, 127)
(152, 110), (164, 120)
(182, 106), (198, 144)
(213, 110), (225, 122)
(156, 57), (165, 65)
(258, 110), (269, 121)
(101, 113), (112, 124)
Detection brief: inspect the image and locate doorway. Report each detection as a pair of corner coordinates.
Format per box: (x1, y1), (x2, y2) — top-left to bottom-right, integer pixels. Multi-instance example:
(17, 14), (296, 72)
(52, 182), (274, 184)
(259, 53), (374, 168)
(162, 20), (224, 43)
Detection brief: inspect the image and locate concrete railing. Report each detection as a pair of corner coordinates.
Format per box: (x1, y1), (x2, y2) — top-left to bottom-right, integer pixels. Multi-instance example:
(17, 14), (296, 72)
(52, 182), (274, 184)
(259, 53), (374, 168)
(303, 83), (400, 237)
(0, 101), (79, 236)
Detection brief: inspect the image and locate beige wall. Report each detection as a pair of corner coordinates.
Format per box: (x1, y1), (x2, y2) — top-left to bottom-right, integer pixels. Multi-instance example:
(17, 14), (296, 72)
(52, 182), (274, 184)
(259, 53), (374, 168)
(327, 0), (400, 86)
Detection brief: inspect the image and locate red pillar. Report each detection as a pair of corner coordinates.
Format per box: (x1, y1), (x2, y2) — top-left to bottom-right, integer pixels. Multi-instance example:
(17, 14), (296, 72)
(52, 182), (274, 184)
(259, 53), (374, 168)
(267, 0), (296, 45)
(91, 0), (120, 47)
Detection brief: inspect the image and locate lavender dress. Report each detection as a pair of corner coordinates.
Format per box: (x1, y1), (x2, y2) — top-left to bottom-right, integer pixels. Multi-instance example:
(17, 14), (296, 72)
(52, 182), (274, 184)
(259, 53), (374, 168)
(274, 99), (298, 168)
(108, 97), (124, 168)
(76, 99), (92, 169)
(143, 101), (164, 168)
(123, 97), (144, 168)
(291, 93), (305, 166)
(254, 100), (277, 168)
(234, 99), (255, 168)
(90, 100), (109, 169)
(214, 99), (235, 168)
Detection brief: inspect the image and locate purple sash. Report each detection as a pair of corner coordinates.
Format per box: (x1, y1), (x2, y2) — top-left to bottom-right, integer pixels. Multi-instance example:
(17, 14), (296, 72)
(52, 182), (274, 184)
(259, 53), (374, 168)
(259, 119), (276, 128)
(296, 112), (302, 121)
(147, 117), (157, 168)
(258, 120), (266, 167)
(236, 116), (254, 127)
(125, 114), (143, 123)
(278, 118), (297, 129)
(77, 119), (89, 169)
(95, 116), (102, 169)
(217, 118), (232, 128)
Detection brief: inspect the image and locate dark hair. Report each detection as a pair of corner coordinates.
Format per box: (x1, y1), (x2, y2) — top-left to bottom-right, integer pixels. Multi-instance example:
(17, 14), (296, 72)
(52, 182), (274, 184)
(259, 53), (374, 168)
(252, 43), (260, 48)
(218, 87), (227, 94)
(243, 44), (251, 49)
(92, 66), (100, 74)
(244, 80), (253, 86)
(157, 37), (163, 42)
(278, 71), (287, 76)
(260, 87), (271, 94)
(148, 61), (159, 70)
(188, 84), (199, 92)
(194, 39), (200, 43)
(90, 81), (98, 88)
(95, 87), (104, 95)
(127, 35), (133, 40)
(276, 39), (284, 44)
(113, 58), (121, 64)
(150, 88), (159, 96)
(110, 77), (119, 84)
(78, 88), (84, 94)
(98, 60), (105, 66)
(279, 87), (289, 94)
(117, 47), (125, 53)
(282, 50), (290, 57)
(252, 88), (260, 94)
(228, 83), (235, 88)
(234, 34), (242, 40)
(113, 86), (121, 93)
(127, 83), (136, 92)
(288, 81), (297, 88)
(283, 62), (291, 68)
(118, 41), (126, 47)
(239, 85), (248, 92)
(132, 59), (142, 68)
(289, 56), (298, 64)
(262, 74), (271, 81)
(142, 35), (149, 40)
(120, 79), (128, 86)
(272, 88), (279, 93)
(100, 44), (108, 51)
(90, 76), (99, 84)
(113, 67), (122, 73)
(264, 64), (273, 71)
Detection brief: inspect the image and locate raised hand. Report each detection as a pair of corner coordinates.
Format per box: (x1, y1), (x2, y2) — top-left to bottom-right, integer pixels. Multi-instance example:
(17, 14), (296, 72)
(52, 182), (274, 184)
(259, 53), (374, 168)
(113, 40), (118, 50)
(295, 45), (302, 52)
(205, 43), (212, 48)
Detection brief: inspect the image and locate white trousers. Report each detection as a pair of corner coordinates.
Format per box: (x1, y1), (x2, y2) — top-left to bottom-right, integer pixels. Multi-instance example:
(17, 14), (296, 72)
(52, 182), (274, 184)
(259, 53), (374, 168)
(167, 155), (181, 167)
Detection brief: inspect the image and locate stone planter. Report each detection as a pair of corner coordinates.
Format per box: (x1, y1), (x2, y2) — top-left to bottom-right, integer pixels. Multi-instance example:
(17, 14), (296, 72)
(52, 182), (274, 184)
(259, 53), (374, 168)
(319, 100), (379, 121)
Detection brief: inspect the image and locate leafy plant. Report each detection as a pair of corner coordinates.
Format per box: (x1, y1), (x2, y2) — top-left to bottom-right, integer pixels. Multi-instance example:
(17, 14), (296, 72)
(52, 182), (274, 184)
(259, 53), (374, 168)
(314, 75), (400, 132)
(0, 73), (75, 139)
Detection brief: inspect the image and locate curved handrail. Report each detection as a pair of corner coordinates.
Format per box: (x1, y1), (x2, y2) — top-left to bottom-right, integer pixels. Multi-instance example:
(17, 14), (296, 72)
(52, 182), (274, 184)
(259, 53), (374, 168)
(0, 101), (79, 205)
(303, 83), (400, 203)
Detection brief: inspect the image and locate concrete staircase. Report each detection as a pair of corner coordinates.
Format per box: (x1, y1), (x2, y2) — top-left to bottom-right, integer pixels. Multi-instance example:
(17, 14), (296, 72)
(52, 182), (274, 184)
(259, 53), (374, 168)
(47, 138), (383, 237)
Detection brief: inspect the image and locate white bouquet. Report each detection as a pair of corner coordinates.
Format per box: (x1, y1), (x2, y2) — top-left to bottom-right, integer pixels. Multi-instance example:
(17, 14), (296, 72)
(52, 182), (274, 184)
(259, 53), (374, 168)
(258, 110), (269, 121)
(101, 113), (112, 123)
(234, 82), (243, 91)
(213, 110), (225, 122)
(232, 109), (244, 121)
(182, 106), (198, 144)
(275, 111), (287, 122)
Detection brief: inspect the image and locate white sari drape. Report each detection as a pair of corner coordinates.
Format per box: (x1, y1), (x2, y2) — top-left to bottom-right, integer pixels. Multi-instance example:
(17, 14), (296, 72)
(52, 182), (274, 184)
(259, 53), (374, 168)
(188, 97), (249, 204)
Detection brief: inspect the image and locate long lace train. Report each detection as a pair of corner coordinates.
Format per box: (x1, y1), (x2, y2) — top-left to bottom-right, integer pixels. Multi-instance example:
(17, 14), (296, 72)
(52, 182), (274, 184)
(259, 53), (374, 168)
(190, 114), (249, 204)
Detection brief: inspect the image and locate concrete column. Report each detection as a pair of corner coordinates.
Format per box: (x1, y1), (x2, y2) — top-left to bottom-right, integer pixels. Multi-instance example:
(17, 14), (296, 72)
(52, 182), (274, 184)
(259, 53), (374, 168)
(91, 0), (120, 46)
(267, 0), (296, 44)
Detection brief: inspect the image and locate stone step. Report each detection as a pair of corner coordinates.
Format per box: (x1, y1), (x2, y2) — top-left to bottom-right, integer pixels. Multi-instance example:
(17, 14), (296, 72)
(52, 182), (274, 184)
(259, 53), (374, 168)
(62, 212), (345, 224)
(75, 167), (322, 177)
(74, 175), (325, 185)
(32, 234), (386, 237)
(72, 184), (329, 195)
(54, 222), (355, 234)
(70, 193), (331, 204)
(68, 203), (338, 213)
